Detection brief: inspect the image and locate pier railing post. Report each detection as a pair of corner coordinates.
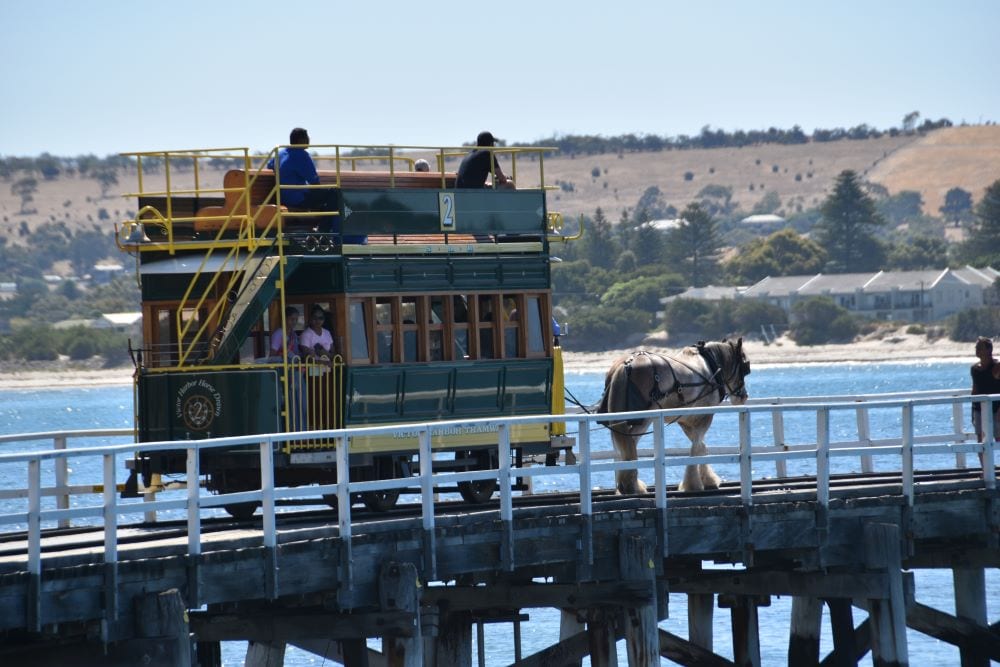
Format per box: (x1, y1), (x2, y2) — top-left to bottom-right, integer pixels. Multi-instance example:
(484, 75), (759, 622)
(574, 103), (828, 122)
(260, 438), (278, 600)
(103, 452), (119, 624)
(27, 458), (42, 632)
(335, 434), (353, 607)
(186, 445), (201, 608)
(653, 414), (668, 559)
(498, 423), (514, 571)
(54, 436), (69, 528)
(577, 418), (593, 578)
(419, 428), (437, 579)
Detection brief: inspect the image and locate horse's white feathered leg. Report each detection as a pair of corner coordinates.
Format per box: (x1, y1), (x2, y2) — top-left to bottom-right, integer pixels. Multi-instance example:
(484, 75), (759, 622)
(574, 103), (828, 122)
(611, 427), (648, 495)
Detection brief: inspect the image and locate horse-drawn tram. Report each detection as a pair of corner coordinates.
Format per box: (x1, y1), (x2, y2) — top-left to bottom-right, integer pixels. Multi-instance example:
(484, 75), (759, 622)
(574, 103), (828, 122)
(115, 142), (576, 516)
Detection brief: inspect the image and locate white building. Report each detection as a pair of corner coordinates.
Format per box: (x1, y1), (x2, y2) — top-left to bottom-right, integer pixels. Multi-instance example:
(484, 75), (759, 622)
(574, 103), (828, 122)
(663, 267), (999, 322)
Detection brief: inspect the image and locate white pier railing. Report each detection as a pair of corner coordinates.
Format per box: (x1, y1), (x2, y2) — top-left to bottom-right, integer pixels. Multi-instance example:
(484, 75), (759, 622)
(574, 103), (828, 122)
(0, 389), (996, 593)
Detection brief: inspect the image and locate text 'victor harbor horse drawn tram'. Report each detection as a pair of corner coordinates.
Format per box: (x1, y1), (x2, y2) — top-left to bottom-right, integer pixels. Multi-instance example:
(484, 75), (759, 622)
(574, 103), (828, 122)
(116, 142), (577, 517)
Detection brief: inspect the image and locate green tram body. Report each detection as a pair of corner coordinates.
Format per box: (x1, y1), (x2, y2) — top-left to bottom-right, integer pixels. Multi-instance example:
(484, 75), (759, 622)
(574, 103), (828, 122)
(119, 145), (574, 513)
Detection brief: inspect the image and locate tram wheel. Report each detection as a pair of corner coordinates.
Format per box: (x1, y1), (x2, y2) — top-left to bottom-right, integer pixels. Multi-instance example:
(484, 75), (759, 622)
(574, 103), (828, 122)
(223, 501), (259, 520)
(362, 489), (402, 512)
(458, 450), (497, 504)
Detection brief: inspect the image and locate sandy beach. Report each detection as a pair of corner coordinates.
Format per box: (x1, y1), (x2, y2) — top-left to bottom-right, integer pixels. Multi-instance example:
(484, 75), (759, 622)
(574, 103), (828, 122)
(0, 332), (975, 390)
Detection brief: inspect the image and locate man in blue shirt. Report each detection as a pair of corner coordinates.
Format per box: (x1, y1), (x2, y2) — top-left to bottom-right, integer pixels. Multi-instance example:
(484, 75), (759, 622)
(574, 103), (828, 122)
(267, 128), (350, 237)
(267, 127), (322, 208)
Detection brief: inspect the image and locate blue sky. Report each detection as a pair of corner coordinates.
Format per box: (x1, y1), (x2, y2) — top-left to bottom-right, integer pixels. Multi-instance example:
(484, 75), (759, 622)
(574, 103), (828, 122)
(2, 0), (997, 156)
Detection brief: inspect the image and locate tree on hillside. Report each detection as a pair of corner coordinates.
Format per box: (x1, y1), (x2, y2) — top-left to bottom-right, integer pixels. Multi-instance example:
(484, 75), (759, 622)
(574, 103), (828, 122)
(580, 207), (618, 270)
(93, 168), (118, 199)
(634, 186), (671, 220)
(725, 229), (826, 283)
(939, 187), (974, 225)
(902, 111), (920, 133)
(696, 184), (736, 218)
(667, 203), (721, 287)
(876, 190), (923, 226)
(816, 170), (886, 272)
(885, 235), (948, 270)
(956, 179), (1000, 267)
(11, 177), (38, 214)
(632, 218), (665, 266)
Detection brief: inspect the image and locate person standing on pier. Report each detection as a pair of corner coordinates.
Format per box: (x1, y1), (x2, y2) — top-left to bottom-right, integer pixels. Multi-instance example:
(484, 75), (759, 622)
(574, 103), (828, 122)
(970, 336), (1000, 465)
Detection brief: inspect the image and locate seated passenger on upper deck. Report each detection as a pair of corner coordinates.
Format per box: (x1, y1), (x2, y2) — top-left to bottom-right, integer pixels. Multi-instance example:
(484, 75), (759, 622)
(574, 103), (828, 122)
(456, 131), (513, 189)
(266, 127), (339, 233)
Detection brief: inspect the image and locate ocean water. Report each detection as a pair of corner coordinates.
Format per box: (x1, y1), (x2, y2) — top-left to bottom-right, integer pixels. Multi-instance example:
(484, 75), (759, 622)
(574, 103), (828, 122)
(0, 360), (995, 665)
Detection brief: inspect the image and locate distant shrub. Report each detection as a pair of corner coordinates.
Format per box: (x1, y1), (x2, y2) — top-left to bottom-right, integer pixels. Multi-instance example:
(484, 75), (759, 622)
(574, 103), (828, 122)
(790, 297), (859, 345)
(683, 171), (694, 181)
(771, 165), (779, 173)
(591, 166), (601, 179)
(906, 324), (925, 335)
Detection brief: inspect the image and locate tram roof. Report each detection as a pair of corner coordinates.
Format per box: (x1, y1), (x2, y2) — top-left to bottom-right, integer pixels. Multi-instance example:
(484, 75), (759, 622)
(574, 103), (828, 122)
(139, 252), (249, 275)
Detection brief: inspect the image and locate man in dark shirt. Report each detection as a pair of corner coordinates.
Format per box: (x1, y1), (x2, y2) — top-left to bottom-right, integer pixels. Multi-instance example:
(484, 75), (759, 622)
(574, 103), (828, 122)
(971, 336), (1000, 465)
(456, 131), (511, 188)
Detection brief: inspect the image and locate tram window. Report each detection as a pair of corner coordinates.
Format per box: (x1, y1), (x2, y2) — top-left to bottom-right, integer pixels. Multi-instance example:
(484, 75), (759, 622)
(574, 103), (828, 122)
(155, 309), (174, 366)
(428, 296), (445, 361)
(526, 296), (545, 354)
(452, 295), (470, 360)
(454, 329), (469, 360)
(503, 295), (520, 358)
(349, 300), (370, 361)
(375, 298), (394, 362)
(477, 295), (495, 359)
(401, 297), (418, 362)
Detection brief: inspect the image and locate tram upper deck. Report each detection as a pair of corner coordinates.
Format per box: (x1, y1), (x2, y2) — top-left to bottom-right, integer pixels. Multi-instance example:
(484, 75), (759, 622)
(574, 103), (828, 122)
(116, 143), (568, 256)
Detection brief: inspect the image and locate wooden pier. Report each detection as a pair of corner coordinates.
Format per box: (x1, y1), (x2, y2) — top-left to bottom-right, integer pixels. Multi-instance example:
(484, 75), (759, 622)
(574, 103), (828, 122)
(0, 392), (998, 665)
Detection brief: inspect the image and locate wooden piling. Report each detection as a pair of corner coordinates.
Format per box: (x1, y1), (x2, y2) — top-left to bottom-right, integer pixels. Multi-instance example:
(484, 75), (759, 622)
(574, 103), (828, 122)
(689, 593), (715, 653)
(434, 610), (473, 667)
(379, 562), (422, 667)
(134, 588), (192, 667)
(619, 535), (658, 667)
(864, 523), (908, 667)
(719, 594), (766, 667)
(559, 607), (585, 667)
(586, 607), (618, 667)
(952, 567), (989, 667)
(788, 596), (823, 666)
(245, 641), (286, 667)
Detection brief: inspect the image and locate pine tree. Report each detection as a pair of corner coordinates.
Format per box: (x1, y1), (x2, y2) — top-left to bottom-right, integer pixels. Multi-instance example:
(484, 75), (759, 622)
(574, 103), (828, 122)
(581, 207), (617, 269)
(816, 170), (885, 272)
(668, 203), (720, 287)
(960, 179), (1000, 266)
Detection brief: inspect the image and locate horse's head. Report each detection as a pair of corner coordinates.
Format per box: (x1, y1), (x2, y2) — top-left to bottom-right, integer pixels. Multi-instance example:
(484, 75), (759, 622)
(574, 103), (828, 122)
(719, 337), (751, 405)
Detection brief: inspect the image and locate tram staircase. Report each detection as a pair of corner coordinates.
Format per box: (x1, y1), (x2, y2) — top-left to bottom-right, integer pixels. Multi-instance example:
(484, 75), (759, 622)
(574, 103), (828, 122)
(209, 254), (300, 364)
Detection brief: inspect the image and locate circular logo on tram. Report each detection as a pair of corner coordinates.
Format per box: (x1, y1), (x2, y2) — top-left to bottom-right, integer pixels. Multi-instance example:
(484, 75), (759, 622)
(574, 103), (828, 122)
(175, 378), (223, 432)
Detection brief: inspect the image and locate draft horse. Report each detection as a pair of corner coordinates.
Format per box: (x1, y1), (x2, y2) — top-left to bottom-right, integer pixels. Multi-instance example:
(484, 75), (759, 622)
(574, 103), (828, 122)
(596, 338), (750, 494)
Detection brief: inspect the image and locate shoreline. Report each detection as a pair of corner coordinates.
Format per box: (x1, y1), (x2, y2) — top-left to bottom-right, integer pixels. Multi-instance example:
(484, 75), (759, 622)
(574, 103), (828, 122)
(0, 335), (975, 390)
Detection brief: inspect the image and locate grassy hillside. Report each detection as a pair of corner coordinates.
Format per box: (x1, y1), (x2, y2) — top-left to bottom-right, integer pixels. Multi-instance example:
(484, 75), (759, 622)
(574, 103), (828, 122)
(1, 126), (998, 259)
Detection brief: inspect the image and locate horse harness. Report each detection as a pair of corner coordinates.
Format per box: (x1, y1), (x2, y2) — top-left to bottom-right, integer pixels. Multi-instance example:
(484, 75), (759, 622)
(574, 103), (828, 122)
(627, 339), (750, 411)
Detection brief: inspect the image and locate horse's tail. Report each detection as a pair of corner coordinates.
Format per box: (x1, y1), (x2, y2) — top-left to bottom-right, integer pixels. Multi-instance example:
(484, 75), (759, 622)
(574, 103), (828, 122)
(597, 355), (650, 427)
(596, 362), (625, 425)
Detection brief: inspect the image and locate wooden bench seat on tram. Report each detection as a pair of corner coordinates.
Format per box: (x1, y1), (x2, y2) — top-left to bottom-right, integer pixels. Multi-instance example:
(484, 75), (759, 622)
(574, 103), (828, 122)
(194, 169), (457, 233)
